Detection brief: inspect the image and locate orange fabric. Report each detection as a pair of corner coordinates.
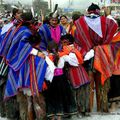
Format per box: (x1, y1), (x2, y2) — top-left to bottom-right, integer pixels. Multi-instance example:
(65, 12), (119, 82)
(72, 48), (83, 64)
(112, 32), (120, 43)
(112, 32), (120, 74)
(48, 54), (54, 61)
(94, 45), (114, 85)
(69, 25), (76, 37)
(59, 46), (71, 57)
(59, 45), (83, 64)
(113, 49), (120, 75)
(29, 55), (39, 97)
(42, 82), (48, 91)
(94, 32), (120, 85)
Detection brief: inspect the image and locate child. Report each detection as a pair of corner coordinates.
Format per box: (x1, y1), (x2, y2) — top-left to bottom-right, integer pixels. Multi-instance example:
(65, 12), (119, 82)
(44, 41), (77, 120)
(60, 34), (90, 116)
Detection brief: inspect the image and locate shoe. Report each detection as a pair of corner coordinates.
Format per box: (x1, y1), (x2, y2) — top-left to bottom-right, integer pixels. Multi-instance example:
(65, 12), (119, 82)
(109, 102), (117, 112)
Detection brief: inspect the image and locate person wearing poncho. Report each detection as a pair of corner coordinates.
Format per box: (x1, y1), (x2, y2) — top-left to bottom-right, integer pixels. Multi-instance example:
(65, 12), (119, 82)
(39, 6), (77, 119)
(0, 8), (23, 120)
(74, 3), (118, 113)
(0, 11), (47, 120)
(107, 18), (120, 112)
(38, 11), (66, 51)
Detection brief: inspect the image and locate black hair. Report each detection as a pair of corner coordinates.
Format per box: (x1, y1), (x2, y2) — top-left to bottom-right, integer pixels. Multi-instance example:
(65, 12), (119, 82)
(21, 12), (41, 48)
(61, 34), (74, 44)
(12, 8), (19, 17)
(21, 11), (39, 39)
(88, 3), (100, 12)
(21, 11), (33, 26)
(116, 19), (120, 27)
(115, 18), (120, 31)
(72, 13), (81, 22)
(29, 32), (41, 47)
(12, 8), (20, 20)
(47, 41), (59, 66)
(60, 15), (68, 20)
(21, 11), (33, 22)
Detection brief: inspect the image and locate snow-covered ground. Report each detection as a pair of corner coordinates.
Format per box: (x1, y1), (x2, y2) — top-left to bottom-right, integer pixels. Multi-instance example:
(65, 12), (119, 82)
(0, 117), (7, 120)
(0, 109), (120, 120)
(0, 92), (120, 120)
(70, 109), (120, 120)
(1, 108), (120, 120)
(69, 91), (120, 120)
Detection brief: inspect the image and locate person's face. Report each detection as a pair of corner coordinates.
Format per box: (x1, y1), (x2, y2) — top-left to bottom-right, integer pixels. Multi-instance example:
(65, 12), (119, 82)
(60, 16), (68, 24)
(15, 10), (22, 20)
(61, 39), (70, 46)
(49, 18), (58, 27)
(104, 7), (110, 16)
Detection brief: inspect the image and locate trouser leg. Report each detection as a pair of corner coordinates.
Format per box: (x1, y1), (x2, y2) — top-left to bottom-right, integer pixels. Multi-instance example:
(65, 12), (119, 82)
(0, 83), (6, 117)
(88, 71), (94, 112)
(17, 92), (28, 120)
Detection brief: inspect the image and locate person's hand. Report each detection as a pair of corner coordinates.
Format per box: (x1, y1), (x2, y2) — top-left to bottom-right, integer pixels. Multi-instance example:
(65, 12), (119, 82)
(84, 49), (94, 61)
(37, 52), (45, 59)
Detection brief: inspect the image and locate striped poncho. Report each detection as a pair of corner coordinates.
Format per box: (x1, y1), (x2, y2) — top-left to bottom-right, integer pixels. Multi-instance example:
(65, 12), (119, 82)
(75, 16), (118, 85)
(0, 23), (15, 77)
(39, 24), (66, 51)
(93, 32), (120, 85)
(0, 25), (47, 99)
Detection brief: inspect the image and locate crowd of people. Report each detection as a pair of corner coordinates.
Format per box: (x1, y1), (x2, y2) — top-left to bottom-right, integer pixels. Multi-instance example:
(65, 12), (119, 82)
(0, 2), (120, 120)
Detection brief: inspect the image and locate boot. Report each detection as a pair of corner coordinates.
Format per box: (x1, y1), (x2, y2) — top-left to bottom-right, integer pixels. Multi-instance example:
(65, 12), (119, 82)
(109, 102), (117, 112)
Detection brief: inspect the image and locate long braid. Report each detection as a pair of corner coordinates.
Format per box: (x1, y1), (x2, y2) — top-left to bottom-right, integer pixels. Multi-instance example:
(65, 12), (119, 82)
(48, 41), (59, 66)
(52, 48), (59, 66)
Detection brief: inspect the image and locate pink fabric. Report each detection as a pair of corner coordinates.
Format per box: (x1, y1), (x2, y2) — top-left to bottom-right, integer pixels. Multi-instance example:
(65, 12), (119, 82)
(54, 68), (63, 76)
(50, 25), (61, 44)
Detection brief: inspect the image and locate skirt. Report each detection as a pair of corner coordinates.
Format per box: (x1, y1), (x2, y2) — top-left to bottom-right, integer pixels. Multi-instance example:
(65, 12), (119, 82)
(44, 74), (77, 117)
(68, 65), (90, 88)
